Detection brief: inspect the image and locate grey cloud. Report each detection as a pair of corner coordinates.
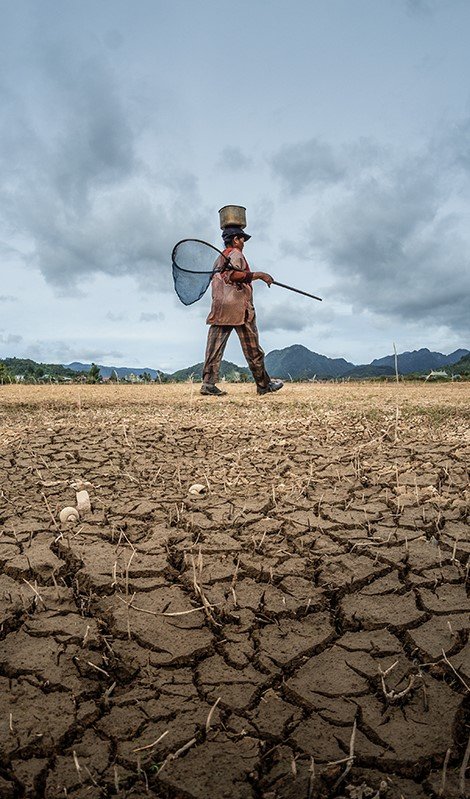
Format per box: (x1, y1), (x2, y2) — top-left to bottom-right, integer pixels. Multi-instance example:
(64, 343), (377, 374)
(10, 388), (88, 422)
(42, 51), (135, 208)
(27, 340), (124, 363)
(103, 29), (124, 52)
(27, 341), (75, 362)
(0, 240), (22, 259)
(271, 139), (346, 195)
(0, 295), (17, 302)
(106, 312), (127, 322)
(0, 34), (208, 295)
(217, 146), (253, 171)
(0, 44), (135, 213)
(80, 349), (124, 362)
(442, 117), (470, 173)
(278, 238), (309, 260)
(403, 0), (437, 16)
(249, 198), (275, 242)
(303, 131), (470, 335)
(0, 333), (22, 344)
(257, 301), (315, 332)
(140, 312), (165, 322)
(27, 191), (208, 295)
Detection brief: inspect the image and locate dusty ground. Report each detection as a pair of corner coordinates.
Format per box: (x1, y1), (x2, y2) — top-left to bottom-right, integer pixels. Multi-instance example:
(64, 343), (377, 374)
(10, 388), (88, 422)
(0, 383), (469, 799)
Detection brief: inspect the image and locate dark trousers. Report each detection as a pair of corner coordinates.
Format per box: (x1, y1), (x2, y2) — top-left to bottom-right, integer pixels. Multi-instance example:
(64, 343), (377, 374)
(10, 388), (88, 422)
(203, 317), (271, 389)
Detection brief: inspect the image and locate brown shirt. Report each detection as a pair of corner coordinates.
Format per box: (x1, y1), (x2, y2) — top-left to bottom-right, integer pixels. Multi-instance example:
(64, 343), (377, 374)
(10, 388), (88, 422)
(206, 249), (255, 326)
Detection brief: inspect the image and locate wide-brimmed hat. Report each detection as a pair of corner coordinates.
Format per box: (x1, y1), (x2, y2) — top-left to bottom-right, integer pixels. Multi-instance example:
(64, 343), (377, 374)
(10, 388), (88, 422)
(222, 226), (251, 243)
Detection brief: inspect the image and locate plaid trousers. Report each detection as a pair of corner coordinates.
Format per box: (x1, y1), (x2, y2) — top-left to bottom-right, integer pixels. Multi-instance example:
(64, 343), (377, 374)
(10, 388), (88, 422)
(203, 316), (271, 389)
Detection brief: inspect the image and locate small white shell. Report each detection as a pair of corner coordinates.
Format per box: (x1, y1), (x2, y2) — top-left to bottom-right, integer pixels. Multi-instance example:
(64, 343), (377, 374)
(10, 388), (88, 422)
(188, 483), (206, 497)
(59, 506), (80, 524)
(76, 490), (91, 513)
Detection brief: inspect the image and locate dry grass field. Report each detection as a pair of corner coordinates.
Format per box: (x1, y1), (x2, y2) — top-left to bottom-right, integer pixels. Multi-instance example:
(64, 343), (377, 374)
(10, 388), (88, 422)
(0, 383), (469, 798)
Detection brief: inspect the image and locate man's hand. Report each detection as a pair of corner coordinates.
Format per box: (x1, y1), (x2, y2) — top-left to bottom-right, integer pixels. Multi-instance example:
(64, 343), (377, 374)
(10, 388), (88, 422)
(254, 271), (273, 286)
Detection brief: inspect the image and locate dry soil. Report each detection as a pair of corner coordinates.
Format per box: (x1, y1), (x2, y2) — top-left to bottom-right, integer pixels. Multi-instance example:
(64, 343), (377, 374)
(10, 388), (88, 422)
(0, 383), (469, 799)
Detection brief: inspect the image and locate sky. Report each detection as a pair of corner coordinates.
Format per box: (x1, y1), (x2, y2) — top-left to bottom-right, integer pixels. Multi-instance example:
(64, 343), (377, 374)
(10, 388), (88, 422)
(1, 0), (469, 372)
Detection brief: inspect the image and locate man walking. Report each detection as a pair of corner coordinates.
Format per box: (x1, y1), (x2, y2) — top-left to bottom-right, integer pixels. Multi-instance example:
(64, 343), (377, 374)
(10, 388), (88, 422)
(201, 226), (284, 396)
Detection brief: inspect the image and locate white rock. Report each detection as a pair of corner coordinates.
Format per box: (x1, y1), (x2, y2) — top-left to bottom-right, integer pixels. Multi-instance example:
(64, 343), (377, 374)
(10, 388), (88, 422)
(76, 490), (91, 513)
(59, 507), (80, 524)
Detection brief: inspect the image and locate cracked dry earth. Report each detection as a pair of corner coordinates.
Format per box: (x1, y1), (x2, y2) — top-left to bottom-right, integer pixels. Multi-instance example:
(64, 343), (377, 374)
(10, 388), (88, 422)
(0, 383), (469, 799)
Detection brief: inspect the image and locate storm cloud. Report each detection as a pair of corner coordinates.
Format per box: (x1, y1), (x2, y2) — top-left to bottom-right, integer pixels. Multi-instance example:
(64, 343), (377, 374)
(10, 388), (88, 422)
(217, 147), (253, 172)
(257, 301), (315, 333)
(106, 312), (128, 322)
(272, 128), (470, 336)
(26, 340), (124, 364)
(0, 333), (23, 344)
(140, 312), (165, 323)
(271, 139), (346, 195)
(403, 0), (437, 16)
(0, 21), (208, 295)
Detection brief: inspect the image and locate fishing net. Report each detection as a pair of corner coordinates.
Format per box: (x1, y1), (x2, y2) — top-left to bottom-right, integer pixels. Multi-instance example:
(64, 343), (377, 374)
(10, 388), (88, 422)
(171, 239), (231, 306)
(171, 238), (323, 305)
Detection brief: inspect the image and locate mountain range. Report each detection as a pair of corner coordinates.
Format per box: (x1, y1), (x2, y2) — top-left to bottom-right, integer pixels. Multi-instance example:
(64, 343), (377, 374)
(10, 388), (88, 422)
(63, 346), (469, 380)
(370, 349), (469, 373)
(2, 347), (468, 381)
(264, 345), (469, 379)
(65, 361), (164, 380)
(265, 346), (353, 379)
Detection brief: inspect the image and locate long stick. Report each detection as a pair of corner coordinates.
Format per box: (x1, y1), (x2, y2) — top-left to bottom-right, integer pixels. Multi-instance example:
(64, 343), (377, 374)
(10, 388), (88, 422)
(272, 280), (322, 302)
(220, 252), (322, 302)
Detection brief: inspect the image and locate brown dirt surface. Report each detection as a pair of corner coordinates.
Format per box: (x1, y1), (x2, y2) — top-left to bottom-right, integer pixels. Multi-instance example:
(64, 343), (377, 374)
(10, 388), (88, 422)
(0, 382), (469, 798)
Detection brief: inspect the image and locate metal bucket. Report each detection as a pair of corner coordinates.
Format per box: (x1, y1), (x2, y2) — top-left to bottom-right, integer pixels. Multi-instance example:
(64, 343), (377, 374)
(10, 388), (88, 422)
(219, 205), (247, 229)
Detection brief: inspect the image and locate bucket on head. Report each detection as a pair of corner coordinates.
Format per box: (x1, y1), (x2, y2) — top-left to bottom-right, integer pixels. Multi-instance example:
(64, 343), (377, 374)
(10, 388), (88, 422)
(219, 205), (247, 230)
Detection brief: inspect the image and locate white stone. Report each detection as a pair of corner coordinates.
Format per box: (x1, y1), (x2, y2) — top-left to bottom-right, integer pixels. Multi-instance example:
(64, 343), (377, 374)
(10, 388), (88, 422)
(76, 490), (91, 512)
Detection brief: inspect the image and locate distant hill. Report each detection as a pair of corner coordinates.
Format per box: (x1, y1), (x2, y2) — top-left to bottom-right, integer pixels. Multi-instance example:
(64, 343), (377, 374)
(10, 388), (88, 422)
(371, 348), (469, 375)
(1, 357), (78, 379)
(170, 360), (251, 382)
(2, 345), (469, 383)
(65, 359), (251, 381)
(448, 353), (470, 375)
(66, 362), (164, 379)
(344, 364), (395, 378)
(265, 344), (354, 379)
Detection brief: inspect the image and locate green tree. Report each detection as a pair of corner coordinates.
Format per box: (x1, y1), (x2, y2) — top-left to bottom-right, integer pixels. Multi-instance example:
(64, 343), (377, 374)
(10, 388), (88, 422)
(87, 363), (101, 383)
(0, 363), (13, 383)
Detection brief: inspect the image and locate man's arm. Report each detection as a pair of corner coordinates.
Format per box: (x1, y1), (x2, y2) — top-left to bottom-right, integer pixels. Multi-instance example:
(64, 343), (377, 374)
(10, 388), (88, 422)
(227, 251), (273, 286)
